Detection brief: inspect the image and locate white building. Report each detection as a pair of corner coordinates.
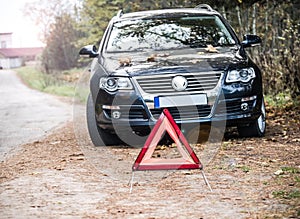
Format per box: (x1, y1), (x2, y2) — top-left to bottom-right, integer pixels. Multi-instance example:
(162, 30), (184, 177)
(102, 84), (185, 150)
(0, 47), (43, 69)
(0, 32), (13, 48)
(0, 32), (43, 69)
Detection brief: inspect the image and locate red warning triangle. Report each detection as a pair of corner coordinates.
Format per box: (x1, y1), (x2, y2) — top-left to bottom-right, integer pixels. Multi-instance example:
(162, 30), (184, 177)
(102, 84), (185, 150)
(132, 109), (203, 171)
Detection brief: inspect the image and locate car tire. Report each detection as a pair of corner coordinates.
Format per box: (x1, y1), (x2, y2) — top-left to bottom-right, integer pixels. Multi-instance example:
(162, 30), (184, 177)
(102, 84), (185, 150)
(238, 99), (266, 137)
(86, 94), (120, 146)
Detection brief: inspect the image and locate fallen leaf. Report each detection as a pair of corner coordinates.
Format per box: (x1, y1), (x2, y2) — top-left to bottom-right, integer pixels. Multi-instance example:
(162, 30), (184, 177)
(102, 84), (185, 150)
(205, 44), (218, 53)
(147, 54), (157, 62)
(274, 169), (284, 175)
(50, 141), (61, 145)
(119, 57), (132, 66)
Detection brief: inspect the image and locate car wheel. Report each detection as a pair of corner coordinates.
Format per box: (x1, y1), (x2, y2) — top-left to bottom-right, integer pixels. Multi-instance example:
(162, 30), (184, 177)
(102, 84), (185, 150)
(86, 94), (120, 146)
(238, 99), (266, 137)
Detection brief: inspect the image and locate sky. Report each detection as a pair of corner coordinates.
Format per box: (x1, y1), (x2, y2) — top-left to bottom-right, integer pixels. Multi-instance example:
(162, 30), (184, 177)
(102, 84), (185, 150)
(0, 0), (44, 47)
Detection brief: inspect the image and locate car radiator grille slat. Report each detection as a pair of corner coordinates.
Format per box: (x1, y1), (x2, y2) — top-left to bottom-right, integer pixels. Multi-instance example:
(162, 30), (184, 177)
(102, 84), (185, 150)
(150, 105), (212, 120)
(135, 72), (221, 94)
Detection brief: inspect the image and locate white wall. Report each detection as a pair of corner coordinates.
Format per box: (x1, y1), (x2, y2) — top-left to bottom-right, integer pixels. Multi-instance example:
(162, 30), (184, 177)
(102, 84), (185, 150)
(0, 57), (22, 69)
(0, 33), (13, 48)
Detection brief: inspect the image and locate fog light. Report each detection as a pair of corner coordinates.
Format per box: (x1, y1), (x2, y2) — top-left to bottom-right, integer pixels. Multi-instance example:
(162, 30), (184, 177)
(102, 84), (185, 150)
(241, 103), (248, 111)
(103, 105), (120, 110)
(112, 111), (121, 119)
(242, 95), (256, 102)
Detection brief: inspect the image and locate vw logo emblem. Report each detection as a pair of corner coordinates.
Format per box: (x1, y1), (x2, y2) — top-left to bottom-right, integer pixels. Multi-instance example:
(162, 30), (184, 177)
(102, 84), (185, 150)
(172, 76), (188, 91)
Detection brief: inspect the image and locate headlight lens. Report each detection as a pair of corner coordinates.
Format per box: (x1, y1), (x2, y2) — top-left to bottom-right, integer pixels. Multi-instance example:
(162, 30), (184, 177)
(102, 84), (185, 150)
(100, 77), (133, 92)
(226, 67), (256, 83)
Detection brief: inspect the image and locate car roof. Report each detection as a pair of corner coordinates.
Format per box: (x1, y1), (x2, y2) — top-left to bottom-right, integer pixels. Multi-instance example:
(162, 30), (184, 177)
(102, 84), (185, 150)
(115, 7), (220, 21)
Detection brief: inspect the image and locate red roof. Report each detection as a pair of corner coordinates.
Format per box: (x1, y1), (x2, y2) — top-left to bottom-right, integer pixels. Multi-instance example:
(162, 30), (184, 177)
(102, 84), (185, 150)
(0, 47), (44, 58)
(0, 32), (13, 35)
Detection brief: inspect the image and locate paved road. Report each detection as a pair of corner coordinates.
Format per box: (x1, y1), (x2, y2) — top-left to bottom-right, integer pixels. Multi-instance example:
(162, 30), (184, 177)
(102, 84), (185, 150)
(0, 69), (71, 161)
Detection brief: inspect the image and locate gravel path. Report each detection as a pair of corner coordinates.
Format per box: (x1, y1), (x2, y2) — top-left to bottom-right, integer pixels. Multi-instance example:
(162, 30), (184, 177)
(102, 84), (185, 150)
(0, 69), (71, 161)
(0, 118), (299, 218)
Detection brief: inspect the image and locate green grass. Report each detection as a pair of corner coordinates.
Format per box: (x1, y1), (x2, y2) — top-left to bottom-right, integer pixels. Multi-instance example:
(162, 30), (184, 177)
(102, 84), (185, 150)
(16, 66), (45, 91)
(75, 87), (90, 103)
(237, 165), (251, 173)
(272, 190), (300, 199)
(44, 85), (75, 97)
(265, 92), (299, 109)
(16, 66), (75, 97)
(281, 166), (300, 174)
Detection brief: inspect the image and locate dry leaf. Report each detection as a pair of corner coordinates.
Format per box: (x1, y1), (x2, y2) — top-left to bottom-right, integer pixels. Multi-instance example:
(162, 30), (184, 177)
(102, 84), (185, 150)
(205, 44), (218, 53)
(119, 57), (132, 66)
(147, 54), (157, 62)
(274, 169), (284, 175)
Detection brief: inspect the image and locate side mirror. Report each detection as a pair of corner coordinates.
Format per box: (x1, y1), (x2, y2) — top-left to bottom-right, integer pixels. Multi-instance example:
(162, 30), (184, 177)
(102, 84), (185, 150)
(79, 45), (98, 58)
(241, 35), (262, 48)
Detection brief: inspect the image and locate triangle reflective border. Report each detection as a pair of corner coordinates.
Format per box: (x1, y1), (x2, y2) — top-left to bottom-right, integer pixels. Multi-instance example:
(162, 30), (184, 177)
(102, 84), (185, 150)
(132, 109), (203, 171)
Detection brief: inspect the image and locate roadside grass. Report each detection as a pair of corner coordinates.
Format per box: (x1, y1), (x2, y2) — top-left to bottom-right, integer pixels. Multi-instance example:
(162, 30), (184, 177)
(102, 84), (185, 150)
(43, 85), (75, 97)
(272, 166), (300, 200)
(272, 189), (300, 199)
(75, 87), (90, 104)
(281, 166), (300, 174)
(15, 66), (46, 91)
(265, 92), (300, 109)
(16, 66), (80, 98)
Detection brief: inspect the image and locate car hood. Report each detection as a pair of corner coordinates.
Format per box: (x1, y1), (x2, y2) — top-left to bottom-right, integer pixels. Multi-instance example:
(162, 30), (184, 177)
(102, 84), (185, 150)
(101, 47), (247, 76)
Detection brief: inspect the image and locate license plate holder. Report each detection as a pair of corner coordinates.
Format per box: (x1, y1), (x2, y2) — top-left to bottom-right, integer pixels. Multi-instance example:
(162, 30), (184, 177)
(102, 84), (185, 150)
(154, 94), (208, 108)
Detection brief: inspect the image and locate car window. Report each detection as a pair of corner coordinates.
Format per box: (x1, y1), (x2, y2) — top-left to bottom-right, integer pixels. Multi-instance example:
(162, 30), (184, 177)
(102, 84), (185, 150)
(106, 15), (236, 52)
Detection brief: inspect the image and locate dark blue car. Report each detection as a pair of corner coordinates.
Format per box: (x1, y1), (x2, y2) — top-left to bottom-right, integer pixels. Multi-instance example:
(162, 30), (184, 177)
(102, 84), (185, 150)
(80, 5), (266, 146)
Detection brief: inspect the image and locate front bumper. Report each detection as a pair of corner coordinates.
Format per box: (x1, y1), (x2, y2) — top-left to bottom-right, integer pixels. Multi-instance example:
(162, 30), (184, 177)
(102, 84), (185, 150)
(96, 94), (262, 132)
(94, 71), (263, 133)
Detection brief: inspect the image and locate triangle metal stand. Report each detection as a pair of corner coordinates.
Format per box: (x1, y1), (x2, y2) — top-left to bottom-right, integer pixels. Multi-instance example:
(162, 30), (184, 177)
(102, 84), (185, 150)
(129, 109), (213, 193)
(129, 169), (212, 193)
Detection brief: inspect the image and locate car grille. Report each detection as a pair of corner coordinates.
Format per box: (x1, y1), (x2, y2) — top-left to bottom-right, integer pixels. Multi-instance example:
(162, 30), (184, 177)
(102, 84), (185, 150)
(135, 71), (222, 94)
(150, 105), (212, 120)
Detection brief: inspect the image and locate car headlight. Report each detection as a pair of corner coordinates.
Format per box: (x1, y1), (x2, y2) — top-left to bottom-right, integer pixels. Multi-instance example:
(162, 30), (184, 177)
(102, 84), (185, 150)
(100, 77), (133, 92)
(226, 67), (256, 83)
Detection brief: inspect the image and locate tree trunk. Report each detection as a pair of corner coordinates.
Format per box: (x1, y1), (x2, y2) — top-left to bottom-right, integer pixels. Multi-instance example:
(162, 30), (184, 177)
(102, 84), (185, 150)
(236, 5), (243, 35)
(252, 4), (256, 35)
(246, 7), (250, 33)
(263, 0), (269, 52)
(221, 5), (227, 19)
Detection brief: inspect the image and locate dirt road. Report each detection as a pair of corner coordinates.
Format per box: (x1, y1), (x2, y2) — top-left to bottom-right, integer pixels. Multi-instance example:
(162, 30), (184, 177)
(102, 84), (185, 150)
(0, 70), (71, 161)
(1, 119), (299, 218)
(0, 70), (299, 218)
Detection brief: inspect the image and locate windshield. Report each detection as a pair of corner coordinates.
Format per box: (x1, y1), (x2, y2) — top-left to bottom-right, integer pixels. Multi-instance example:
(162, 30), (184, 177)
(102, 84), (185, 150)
(106, 15), (236, 52)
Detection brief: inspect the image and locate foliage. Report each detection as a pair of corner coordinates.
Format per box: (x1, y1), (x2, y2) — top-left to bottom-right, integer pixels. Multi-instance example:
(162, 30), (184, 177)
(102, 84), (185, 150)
(24, 0), (84, 72)
(23, 0), (75, 42)
(42, 13), (84, 72)
(240, 1), (300, 99)
(77, 0), (121, 46)
(25, 0), (299, 101)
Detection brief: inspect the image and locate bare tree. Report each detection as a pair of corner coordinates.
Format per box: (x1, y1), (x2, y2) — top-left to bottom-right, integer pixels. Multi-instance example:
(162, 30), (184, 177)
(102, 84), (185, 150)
(23, 0), (76, 42)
